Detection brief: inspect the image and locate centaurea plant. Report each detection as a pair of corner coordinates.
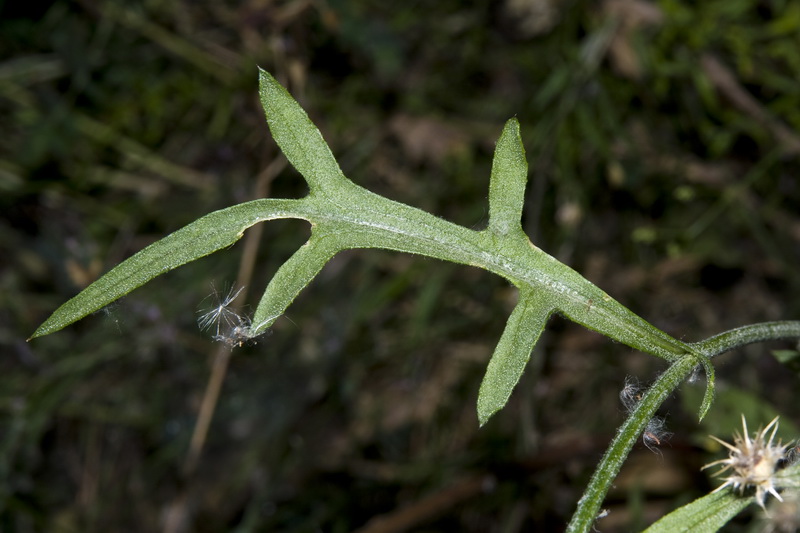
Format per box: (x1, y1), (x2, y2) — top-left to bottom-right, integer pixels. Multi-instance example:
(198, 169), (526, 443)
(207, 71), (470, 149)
(29, 69), (800, 531)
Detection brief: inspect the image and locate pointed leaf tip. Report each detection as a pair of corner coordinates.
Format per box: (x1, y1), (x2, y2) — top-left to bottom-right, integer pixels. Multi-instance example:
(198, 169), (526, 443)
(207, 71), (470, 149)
(695, 356), (715, 422)
(257, 68), (354, 198)
(477, 291), (551, 426)
(487, 118), (528, 237)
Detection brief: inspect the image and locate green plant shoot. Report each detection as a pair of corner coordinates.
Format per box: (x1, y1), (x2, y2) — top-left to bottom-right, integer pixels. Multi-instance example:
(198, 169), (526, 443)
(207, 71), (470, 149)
(30, 68), (720, 426)
(29, 69), (800, 533)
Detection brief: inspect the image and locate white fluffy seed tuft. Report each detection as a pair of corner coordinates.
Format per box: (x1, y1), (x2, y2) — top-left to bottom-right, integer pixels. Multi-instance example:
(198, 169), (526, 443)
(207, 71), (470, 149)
(197, 285), (252, 347)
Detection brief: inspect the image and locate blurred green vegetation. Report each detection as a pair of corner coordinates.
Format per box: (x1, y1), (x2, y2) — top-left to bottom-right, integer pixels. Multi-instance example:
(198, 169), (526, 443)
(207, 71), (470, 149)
(1, 1), (799, 531)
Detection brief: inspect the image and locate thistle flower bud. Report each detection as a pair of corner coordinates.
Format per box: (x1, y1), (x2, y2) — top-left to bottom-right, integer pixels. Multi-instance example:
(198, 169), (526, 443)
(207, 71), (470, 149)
(703, 415), (790, 510)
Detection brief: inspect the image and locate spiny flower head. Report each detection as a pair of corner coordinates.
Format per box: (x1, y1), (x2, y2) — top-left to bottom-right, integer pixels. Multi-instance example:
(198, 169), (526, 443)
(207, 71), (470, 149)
(702, 415), (790, 510)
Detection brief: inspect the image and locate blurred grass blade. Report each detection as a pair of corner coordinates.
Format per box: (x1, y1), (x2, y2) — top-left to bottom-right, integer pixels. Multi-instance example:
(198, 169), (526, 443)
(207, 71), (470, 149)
(477, 288), (552, 426)
(29, 198), (304, 339)
(643, 490), (752, 533)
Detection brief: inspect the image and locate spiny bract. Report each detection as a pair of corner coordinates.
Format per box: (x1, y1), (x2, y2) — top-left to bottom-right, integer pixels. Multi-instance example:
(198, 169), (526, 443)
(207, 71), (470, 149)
(702, 415), (790, 510)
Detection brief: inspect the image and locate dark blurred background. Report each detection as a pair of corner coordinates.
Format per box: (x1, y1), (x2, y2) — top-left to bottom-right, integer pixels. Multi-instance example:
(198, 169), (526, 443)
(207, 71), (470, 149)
(2, 1), (800, 531)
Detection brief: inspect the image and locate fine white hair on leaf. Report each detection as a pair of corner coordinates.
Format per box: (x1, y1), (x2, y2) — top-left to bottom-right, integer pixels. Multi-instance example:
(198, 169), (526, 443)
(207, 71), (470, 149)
(642, 416), (672, 456)
(619, 375), (643, 413)
(619, 376), (671, 455)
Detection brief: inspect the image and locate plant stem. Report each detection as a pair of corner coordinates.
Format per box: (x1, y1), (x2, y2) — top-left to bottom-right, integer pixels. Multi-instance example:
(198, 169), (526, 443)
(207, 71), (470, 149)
(690, 321), (800, 358)
(566, 319), (800, 533)
(565, 355), (698, 533)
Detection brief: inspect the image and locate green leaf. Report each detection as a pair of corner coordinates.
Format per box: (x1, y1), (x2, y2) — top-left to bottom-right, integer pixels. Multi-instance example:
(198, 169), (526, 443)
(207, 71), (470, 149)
(487, 118), (528, 236)
(251, 229), (344, 335)
(258, 68), (358, 198)
(774, 461), (800, 490)
(29, 71), (800, 449)
(696, 357), (715, 422)
(477, 288), (552, 426)
(643, 489), (752, 533)
(29, 198), (305, 339)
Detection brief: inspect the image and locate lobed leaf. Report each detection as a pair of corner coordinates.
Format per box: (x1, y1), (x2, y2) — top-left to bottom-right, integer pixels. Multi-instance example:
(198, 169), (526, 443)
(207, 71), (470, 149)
(31, 73), (799, 456)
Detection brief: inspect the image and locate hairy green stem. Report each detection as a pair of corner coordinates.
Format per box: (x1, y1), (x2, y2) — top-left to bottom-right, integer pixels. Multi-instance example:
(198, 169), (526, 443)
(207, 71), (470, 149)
(690, 321), (800, 358)
(566, 356), (697, 533)
(566, 320), (800, 533)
